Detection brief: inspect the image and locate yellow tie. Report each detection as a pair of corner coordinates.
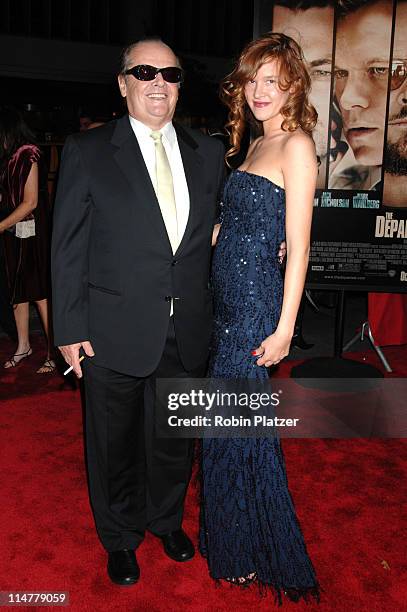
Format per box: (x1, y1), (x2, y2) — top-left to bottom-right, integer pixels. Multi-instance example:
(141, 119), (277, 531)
(150, 130), (179, 253)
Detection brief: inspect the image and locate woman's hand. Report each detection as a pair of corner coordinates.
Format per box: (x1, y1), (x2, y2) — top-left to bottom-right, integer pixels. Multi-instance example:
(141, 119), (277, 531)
(252, 329), (292, 367)
(0, 163), (38, 232)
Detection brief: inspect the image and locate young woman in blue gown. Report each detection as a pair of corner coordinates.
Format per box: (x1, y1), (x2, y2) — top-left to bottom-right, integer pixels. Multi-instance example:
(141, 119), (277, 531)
(199, 33), (320, 604)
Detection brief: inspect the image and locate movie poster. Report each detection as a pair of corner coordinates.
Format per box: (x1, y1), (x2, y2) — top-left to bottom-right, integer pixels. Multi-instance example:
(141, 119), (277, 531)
(254, 0), (407, 290)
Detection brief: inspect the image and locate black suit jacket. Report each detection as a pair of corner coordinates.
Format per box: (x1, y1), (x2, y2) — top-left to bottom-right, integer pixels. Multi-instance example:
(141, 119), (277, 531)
(51, 115), (225, 376)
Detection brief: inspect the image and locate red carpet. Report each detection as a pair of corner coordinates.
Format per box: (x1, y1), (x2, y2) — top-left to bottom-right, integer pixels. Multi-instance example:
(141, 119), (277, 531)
(1, 335), (406, 611)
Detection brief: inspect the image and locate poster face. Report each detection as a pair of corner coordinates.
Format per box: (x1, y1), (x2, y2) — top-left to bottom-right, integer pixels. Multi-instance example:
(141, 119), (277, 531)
(255, 0), (407, 290)
(383, 1), (407, 208)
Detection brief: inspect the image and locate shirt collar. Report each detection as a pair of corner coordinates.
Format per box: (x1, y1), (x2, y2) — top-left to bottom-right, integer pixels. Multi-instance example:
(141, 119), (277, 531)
(129, 115), (176, 149)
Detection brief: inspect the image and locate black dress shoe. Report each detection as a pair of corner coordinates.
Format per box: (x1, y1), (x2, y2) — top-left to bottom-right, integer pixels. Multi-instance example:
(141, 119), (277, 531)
(107, 549), (140, 585)
(160, 529), (195, 562)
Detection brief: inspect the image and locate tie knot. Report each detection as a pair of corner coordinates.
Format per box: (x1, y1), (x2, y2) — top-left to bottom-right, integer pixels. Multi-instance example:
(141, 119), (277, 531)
(150, 130), (162, 143)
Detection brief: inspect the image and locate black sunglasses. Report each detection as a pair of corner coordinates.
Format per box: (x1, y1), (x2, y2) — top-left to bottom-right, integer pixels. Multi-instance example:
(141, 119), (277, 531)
(124, 64), (184, 83)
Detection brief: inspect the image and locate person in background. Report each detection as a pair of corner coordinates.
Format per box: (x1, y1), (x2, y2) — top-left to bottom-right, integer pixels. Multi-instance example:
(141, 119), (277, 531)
(79, 113), (93, 131)
(87, 121), (106, 129)
(79, 111), (109, 132)
(0, 107), (54, 373)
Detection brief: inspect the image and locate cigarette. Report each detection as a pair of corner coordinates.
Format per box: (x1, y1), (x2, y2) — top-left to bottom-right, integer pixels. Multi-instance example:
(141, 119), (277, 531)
(63, 355), (85, 375)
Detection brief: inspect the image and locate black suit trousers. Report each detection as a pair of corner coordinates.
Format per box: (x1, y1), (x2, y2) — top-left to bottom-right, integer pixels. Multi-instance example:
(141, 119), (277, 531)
(83, 317), (203, 552)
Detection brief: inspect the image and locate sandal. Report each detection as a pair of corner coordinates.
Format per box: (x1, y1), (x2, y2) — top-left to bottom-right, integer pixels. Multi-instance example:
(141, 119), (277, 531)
(3, 347), (32, 368)
(37, 358), (56, 374)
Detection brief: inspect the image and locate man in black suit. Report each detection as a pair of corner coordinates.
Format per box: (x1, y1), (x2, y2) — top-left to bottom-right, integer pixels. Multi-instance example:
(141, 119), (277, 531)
(51, 38), (224, 585)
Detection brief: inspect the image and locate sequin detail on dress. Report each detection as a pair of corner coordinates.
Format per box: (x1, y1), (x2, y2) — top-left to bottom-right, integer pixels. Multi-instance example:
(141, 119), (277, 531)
(199, 170), (320, 605)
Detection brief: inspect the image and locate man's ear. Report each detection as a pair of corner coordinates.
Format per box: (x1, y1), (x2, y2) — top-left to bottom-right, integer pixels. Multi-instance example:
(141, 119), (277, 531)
(118, 74), (127, 98)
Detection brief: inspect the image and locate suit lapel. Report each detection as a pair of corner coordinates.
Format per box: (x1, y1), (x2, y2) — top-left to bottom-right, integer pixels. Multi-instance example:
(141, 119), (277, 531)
(111, 116), (203, 256)
(174, 123), (203, 256)
(111, 115), (171, 251)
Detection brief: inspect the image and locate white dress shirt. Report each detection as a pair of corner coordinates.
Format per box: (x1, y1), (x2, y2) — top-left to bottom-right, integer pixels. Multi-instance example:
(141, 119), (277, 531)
(129, 116), (190, 242)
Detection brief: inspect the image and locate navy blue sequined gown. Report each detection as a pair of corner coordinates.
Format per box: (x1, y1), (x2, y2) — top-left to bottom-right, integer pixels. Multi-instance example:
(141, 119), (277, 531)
(199, 170), (319, 604)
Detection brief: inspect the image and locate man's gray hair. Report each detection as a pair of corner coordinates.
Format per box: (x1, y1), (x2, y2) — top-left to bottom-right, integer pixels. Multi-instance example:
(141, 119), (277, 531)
(119, 37), (180, 74)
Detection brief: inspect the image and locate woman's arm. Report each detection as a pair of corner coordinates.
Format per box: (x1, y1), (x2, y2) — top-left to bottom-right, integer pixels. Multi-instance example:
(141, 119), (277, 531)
(256, 134), (317, 367)
(212, 223), (221, 246)
(0, 163), (38, 233)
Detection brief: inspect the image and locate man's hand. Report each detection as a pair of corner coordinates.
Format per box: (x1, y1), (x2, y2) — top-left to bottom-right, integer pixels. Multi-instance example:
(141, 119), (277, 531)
(59, 341), (95, 378)
(278, 240), (287, 264)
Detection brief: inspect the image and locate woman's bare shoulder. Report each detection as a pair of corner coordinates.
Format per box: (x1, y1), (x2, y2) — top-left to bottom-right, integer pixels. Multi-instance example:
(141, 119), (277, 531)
(283, 129), (314, 148)
(281, 130), (316, 162)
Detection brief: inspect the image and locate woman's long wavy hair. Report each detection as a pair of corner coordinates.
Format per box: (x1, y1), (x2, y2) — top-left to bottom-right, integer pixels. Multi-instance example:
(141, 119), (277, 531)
(0, 107), (36, 192)
(0, 107), (35, 161)
(220, 32), (317, 166)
